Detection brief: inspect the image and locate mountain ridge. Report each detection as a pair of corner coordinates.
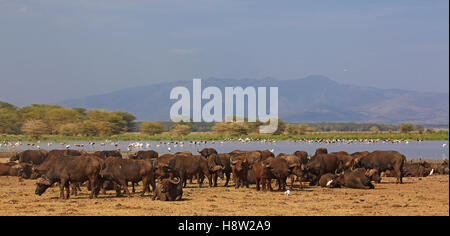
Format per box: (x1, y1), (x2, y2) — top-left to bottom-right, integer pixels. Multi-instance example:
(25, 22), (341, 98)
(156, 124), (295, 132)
(59, 75), (449, 124)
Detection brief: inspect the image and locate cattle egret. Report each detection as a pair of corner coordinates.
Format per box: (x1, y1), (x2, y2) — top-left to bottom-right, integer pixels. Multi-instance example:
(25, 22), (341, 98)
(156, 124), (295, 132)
(168, 147), (172, 153)
(429, 169), (434, 176)
(326, 180), (334, 187)
(284, 190), (290, 196)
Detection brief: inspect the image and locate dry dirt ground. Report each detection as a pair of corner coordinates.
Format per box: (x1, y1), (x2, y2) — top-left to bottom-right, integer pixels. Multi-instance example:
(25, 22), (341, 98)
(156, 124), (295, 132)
(0, 156), (448, 216)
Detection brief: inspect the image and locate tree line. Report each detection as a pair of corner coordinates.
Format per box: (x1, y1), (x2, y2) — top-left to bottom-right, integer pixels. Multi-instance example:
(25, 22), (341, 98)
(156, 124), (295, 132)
(1, 101), (436, 138)
(0, 102), (135, 138)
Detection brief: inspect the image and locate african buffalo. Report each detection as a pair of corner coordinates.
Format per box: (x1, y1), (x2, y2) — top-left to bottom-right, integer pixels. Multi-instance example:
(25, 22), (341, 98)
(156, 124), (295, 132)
(35, 155), (103, 199)
(335, 168), (380, 189)
(128, 150), (159, 160)
(157, 154), (210, 188)
(278, 154), (305, 189)
(353, 150), (405, 184)
(259, 157), (291, 191)
(152, 177), (183, 201)
(318, 173), (340, 188)
(304, 153), (345, 186)
(10, 150), (48, 165)
(0, 162), (20, 176)
(100, 158), (155, 197)
(230, 156), (249, 189)
(94, 150), (123, 159)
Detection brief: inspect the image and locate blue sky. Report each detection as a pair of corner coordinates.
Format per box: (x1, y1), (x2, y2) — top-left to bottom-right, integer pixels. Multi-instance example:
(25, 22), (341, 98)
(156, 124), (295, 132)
(0, 0), (448, 106)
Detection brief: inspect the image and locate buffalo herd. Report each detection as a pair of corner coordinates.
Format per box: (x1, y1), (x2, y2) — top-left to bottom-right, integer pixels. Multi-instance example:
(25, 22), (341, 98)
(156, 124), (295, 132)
(1, 148), (448, 201)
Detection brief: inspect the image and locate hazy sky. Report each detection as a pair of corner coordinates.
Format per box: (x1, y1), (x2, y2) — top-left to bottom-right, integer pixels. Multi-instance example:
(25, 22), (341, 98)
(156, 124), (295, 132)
(0, 0), (448, 106)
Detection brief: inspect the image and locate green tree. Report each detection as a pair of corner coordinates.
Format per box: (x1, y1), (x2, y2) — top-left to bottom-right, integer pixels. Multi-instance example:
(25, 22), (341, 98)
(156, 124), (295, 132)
(0, 101), (17, 110)
(140, 122), (164, 135)
(169, 124), (192, 136)
(400, 123), (415, 133)
(58, 123), (80, 136)
(21, 119), (50, 139)
(0, 108), (21, 134)
(80, 120), (99, 136)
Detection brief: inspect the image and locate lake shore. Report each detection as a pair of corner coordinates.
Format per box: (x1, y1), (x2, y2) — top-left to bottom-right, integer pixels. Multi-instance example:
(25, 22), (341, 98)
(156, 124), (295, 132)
(1, 131), (448, 142)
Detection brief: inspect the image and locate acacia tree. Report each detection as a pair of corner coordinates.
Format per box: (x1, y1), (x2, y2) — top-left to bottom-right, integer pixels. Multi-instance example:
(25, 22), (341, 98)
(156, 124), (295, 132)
(400, 123), (415, 133)
(21, 119), (50, 139)
(140, 122), (164, 135)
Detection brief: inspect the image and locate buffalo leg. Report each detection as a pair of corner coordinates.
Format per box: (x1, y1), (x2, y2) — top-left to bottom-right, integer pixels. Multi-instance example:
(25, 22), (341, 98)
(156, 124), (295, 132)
(224, 173), (230, 187)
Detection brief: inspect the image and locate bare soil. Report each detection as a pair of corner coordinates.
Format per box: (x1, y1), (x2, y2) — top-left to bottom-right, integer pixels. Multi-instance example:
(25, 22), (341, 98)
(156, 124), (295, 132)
(0, 155), (448, 216)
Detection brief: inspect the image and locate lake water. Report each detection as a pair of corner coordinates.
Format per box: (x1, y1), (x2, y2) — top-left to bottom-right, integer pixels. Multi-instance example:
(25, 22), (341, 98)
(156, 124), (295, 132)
(1, 140), (449, 160)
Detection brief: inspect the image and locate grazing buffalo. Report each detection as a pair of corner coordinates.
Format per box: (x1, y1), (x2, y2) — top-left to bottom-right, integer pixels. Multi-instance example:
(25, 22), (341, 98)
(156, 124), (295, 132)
(94, 150), (122, 159)
(318, 173), (340, 188)
(152, 177), (183, 201)
(10, 150), (48, 165)
(353, 150), (406, 184)
(335, 168), (379, 189)
(35, 155), (103, 199)
(128, 150), (159, 160)
(100, 158), (155, 197)
(230, 156), (249, 189)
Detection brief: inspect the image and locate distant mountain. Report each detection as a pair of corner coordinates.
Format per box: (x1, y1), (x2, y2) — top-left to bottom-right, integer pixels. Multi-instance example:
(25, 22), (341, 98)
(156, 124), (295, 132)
(59, 75), (449, 124)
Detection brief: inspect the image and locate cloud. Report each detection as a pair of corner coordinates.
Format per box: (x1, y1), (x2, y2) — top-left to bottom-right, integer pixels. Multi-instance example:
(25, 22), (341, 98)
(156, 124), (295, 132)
(169, 48), (198, 55)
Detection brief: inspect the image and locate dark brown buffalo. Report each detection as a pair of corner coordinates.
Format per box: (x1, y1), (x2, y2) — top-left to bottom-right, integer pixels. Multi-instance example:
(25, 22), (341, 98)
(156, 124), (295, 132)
(351, 151), (370, 160)
(94, 150), (122, 159)
(100, 157), (155, 197)
(403, 161), (432, 177)
(304, 153), (345, 186)
(353, 150), (405, 184)
(293, 151), (309, 165)
(17, 163), (36, 179)
(229, 150), (263, 168)
(199, 148), (232, 187)
(278, 154), (305, 188)
(10, 150), (48, 165)
(318, 173), (340, 188)
(314, 148), (328, 156)
(152, 177), (183, 201)
(206, 153), (232, 187)
(0, 162), (20, 176)
(128, 150), (159, 160)
(260, 150), (275, 160)
(335, 168), (379, 189)
(430, 160), (449, 175)
(230, 156), (249, 189)
(157, 154), (210, 188)
(34, 155), (103, 199)
(47, 149), (85, 158)
(260, 157), (291, 191)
